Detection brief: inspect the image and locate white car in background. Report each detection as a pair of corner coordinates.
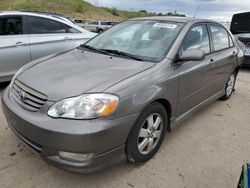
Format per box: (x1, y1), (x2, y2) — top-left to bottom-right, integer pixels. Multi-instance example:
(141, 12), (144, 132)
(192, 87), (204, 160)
(0, 11), (96, 82)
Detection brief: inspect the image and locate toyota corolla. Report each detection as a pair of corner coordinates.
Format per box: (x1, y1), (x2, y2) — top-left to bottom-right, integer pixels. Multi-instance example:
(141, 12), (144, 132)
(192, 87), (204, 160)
(2, 17), (243, 173)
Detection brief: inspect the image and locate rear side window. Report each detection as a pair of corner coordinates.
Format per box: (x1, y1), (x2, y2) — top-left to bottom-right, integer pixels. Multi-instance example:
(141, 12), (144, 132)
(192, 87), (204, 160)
(210, 25), (231, 51)
(28, 16), (67, 34)
(0, 17), (22, 35)
(182, 25), (210, 54)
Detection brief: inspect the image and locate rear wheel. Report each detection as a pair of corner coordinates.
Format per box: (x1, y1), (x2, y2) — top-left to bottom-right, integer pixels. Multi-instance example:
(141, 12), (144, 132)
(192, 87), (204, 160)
(126, 102), (167, 164)
(220, 72), (236, 100)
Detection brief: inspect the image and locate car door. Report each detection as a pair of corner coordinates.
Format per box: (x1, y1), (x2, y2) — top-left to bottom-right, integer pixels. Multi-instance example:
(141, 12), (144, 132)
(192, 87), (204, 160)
(208, 24), (238, 94)
(175, 24), (215, 116)
(0, 15), (31, 81)
(27, 16), (74, 61)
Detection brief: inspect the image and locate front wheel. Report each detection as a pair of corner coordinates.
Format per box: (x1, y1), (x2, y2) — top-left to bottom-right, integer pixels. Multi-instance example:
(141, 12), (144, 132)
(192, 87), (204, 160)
(126, 102), (167, 164)
(220, 72), (236, 100)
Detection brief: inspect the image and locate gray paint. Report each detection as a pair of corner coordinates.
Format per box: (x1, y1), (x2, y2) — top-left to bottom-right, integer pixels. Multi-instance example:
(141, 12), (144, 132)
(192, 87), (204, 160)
(2, 17), (243, 173)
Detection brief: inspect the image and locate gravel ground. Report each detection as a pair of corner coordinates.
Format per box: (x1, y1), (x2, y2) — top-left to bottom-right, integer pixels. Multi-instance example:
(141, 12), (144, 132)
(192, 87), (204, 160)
(0, 69), (250, 188)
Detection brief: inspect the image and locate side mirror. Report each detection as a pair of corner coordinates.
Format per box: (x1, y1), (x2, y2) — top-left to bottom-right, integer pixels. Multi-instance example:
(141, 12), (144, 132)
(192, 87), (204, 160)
(179, 49), (205, 62)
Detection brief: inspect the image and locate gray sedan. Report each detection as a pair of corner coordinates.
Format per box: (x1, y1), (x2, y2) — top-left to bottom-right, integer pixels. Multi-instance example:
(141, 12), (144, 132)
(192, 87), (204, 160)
(2, 17), (243, 173)
(0, 11), (96, 82)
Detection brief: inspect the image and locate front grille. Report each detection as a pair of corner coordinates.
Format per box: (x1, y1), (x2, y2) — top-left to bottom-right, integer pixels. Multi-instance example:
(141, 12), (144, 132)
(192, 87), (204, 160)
(11, 80), (48, 112)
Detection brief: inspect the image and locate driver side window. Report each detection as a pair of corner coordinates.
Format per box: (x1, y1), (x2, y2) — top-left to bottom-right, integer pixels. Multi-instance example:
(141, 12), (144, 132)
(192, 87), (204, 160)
(182, 25), (210, 54)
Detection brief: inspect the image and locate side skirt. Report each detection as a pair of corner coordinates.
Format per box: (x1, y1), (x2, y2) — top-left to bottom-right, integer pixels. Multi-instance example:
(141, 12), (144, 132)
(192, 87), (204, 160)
(170, 90), (224, 130)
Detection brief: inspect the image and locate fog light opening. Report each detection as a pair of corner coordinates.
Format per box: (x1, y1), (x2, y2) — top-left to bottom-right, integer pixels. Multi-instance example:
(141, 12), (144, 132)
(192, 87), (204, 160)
(58, 151), (94, 163)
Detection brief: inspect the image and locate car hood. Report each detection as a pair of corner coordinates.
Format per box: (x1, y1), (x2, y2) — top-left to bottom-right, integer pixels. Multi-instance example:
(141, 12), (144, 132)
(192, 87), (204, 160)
(16, 49), (155, 101)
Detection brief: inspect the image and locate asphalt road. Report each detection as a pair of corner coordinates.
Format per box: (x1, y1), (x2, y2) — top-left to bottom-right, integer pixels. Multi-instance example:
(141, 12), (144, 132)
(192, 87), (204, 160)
(0, 69), (250, 188)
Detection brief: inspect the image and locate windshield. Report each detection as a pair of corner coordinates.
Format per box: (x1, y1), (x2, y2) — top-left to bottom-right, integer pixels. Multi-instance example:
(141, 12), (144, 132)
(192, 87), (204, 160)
(86, 20), (183, 61)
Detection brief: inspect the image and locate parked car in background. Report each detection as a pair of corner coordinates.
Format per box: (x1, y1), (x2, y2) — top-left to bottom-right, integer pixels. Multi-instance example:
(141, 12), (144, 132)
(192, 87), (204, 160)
(231, 12), (250, 67)
(0, 11), (96, 82)
(96, 21), (118, 33)
(82, 20), (117, 33)
(2, 17), (243, 173)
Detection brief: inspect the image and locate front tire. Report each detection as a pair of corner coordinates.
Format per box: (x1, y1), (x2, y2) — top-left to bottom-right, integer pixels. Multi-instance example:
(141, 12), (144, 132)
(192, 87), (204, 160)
(126, 102), (167, 164)
(220, 72), (236, 100)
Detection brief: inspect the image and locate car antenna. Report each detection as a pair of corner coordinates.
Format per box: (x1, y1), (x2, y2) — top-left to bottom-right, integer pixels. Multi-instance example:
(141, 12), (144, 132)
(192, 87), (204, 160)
(193, 4), (202, 18)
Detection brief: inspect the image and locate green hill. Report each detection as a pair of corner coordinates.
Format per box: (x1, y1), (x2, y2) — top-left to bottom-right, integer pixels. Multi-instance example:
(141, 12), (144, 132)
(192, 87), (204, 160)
(0, 0), (185, 21)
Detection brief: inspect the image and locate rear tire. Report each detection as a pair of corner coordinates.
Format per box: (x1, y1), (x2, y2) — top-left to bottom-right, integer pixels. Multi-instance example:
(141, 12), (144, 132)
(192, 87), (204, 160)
(220, 72), (236, 100)
(126, 102), (167, 164)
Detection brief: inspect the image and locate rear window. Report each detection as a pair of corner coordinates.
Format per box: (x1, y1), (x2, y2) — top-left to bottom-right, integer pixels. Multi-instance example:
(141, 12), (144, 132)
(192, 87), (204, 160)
(28, 16), (80, 34)
(231, 12), (250, 34)
(28, 16), (66, 34)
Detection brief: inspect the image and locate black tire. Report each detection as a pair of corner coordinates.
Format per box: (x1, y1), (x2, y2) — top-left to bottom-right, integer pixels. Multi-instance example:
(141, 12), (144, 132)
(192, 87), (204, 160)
(126, 102), (168, 164)
(98, 29), (103, 33)
(220, 71), (236, 100)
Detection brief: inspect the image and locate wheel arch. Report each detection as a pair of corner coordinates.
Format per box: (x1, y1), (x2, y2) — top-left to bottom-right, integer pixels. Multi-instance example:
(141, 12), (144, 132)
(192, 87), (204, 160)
(153, 98), (172, 132)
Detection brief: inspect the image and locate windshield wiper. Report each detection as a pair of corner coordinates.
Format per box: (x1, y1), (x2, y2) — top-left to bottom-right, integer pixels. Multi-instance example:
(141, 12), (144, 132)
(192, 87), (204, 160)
(80, 44), (109, 55)
(100, 49), (144, 61)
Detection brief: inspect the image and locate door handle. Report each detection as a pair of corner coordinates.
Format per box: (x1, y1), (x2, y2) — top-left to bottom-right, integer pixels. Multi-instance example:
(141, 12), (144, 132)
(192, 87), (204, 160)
(15, 42), (26, 47)
(209, 58), (215, 68)
(232, 51), (237, 57)
(210, 58), (214, 63)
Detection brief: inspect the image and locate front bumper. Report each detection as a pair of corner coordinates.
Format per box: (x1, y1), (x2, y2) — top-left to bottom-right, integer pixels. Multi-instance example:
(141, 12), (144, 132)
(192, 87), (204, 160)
(2, 86), (139, 173)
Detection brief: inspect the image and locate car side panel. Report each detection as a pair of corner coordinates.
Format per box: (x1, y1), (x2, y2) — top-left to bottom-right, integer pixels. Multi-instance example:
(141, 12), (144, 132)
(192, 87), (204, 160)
(28, 33), (74, 61)
(106, 61), (179, 120)
(175, 54), (214, 116)
(209, 48), (237, 94)
(0, 34), (31, 81)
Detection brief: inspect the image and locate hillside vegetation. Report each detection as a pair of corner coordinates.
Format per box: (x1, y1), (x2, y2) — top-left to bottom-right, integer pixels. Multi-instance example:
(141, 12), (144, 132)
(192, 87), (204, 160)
(0, 0), (185, 21)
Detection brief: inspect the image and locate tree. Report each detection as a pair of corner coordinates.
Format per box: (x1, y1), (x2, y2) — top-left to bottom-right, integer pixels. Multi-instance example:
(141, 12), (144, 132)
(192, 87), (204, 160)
(111, 7), (119, 16)
(139, 9), (147, 13)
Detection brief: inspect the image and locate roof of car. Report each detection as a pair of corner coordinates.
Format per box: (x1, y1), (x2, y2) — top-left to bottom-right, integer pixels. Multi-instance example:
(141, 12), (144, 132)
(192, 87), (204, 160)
(0, 11), (91, 33)
(131, 16), (217, 23)
(1, 11), (72, 21)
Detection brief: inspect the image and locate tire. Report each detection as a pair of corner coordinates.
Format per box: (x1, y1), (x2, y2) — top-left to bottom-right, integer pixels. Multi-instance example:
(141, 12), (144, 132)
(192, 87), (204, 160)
(220, 72), (236, 100)
(126, 102), (168, 164)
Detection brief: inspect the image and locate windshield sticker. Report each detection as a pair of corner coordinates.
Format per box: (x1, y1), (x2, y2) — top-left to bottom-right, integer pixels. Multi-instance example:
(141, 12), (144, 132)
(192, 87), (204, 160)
(153, 23), (178, 29)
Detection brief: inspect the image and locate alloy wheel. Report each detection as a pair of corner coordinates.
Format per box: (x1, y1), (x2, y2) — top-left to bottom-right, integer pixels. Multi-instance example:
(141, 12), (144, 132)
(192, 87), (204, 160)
(226, 74), (235, 96)
(137, 113), (163, 155)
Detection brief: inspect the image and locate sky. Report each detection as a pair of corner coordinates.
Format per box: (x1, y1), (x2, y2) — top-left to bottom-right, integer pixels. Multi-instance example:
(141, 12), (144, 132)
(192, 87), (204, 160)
(85, 0), (250, 22)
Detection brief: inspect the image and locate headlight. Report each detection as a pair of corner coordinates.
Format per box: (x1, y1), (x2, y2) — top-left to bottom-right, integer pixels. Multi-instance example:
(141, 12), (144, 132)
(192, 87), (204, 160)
(48, 93), (119, 119)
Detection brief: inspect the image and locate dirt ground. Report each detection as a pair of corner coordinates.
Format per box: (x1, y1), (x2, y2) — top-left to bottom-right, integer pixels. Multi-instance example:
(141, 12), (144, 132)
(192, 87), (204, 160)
(0, 69), (250, 188)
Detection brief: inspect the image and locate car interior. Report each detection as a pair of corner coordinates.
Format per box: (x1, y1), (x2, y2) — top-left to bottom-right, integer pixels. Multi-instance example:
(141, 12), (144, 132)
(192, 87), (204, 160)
(0, 17), (22, 35)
